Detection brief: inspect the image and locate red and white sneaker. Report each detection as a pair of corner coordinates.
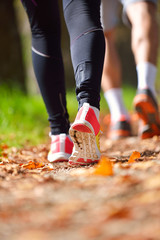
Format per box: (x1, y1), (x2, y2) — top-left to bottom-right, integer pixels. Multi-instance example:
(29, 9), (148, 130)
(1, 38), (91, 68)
(48, 133), (73, 162)
(69, 103), (101, 165)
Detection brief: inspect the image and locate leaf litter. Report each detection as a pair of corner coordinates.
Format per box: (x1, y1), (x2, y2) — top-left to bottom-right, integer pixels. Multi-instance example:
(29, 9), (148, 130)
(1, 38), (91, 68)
(0, 130), (160, 240)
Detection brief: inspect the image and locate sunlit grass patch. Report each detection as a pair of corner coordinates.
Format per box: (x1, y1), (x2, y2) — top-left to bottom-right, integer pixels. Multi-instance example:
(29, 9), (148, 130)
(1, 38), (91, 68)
(0, 85), (136, 147)
(0, 86), (48, 147)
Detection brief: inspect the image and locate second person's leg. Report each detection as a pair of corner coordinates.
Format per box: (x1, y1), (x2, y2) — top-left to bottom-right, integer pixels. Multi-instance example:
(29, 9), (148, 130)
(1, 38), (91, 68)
(101, 0), (131, 140)
(125, 0), (160, 139)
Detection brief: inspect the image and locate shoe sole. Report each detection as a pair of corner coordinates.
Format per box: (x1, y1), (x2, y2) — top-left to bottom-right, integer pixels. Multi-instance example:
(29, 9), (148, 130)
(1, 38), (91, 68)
(69, 126), (100, 165)
(134, 94), (160, 139)
(140, 127), (159, 139)
(71, 123), (92, 133)
(48, 152), (70, 163)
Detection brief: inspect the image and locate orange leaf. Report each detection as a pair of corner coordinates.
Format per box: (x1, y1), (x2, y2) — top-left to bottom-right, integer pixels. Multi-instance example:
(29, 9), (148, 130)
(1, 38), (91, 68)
(41, 166), (54, 171)
(2, 153), (8, 158)
(92, 156), (113, 176)
(22, 161), (45, 169)
(0, 144), (9, 150)
(128, 151), (141, 163)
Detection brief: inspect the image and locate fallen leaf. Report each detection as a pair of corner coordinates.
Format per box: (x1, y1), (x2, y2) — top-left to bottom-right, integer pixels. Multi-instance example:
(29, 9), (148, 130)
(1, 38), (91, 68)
(22, 161), (45, 169)
(2, 153), (8, 158)
(41, 166), (54, 171)
(0, 144), (9, 150)
(128, 151), (141, 163)
(107, 207), (131, 220)
(70, 157), (113, 177)
(92, 156), (113, 176)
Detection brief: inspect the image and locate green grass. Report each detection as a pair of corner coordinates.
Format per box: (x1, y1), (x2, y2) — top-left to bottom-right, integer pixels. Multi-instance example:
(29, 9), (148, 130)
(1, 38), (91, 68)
(121, 85), (137, 112)
(0, 85), (136, 148)
(0, 86), (48, 147)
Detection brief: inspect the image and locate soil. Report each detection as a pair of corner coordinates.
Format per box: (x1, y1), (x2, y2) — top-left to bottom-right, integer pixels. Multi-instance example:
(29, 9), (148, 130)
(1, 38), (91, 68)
(0, 115), (160, 240)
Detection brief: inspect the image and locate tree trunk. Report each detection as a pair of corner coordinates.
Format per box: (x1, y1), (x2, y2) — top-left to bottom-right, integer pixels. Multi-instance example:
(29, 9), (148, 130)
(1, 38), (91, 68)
(0, 0), (26, 91)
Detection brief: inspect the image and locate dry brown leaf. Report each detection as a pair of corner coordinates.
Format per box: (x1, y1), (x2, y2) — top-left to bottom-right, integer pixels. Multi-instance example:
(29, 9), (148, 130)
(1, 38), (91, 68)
(22, 161), (45, 169)
(70, 156), (113, 177)
(41, 166), (54, 171)
(107, 207), (131, 220)
(92, 156), (113, 176)
(128, 151), (141, 163)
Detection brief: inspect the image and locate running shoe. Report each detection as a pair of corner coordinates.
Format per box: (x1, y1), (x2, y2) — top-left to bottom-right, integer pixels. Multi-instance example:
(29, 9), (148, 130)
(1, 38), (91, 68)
(48, 133), (73, 162)
(69, 103), (101, 165)
(133, 89), (160, 139)
(108, 116), (132, 140)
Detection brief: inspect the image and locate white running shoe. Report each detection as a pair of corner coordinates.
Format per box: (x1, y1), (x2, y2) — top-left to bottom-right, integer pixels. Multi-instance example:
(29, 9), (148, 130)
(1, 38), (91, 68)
(48, 133), (73, 162)
(69, 103), (101, 165)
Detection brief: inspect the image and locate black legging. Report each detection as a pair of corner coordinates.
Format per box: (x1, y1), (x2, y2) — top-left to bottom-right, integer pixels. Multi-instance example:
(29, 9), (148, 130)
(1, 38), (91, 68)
(21, 0), (105, 135)
(63, 0), (105, 109)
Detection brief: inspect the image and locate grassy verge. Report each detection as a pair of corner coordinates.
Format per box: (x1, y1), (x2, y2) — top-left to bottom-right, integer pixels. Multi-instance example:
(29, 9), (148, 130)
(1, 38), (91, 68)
(0, 85), (136, 148)
(0, 86), (48, 147)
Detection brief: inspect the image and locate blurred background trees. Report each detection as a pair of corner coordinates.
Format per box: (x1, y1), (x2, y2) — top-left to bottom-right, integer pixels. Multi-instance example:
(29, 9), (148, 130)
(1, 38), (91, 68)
(0, 0), (26, 91)
(0, 0), (159, 94)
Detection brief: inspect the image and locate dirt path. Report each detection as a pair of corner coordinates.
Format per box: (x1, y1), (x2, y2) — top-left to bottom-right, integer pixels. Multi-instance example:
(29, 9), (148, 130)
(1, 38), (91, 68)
(0, 129), (160, 240)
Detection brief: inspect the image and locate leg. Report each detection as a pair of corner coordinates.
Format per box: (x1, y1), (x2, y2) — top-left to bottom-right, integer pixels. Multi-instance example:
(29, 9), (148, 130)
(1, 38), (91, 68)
(21, 0), (73, 161)
(101, 0), (131, 139)
(101, 30), (122, 91)
(127, 1), (158, 97)
(101, 0), (122, 91)
(63, 0), (105, 110)
(125, 0), (160, 139)
(127, 1), (158, 65)
(21, 0), (70, 135)
(63, 0), (105, 165)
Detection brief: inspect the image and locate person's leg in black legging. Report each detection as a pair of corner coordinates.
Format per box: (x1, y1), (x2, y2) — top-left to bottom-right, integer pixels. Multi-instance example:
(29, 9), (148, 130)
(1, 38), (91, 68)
(21, 0), (70, 135)
(63, 0), (105, 165)
(63, 0), (105, 110)
(21, 0), (73, 162)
